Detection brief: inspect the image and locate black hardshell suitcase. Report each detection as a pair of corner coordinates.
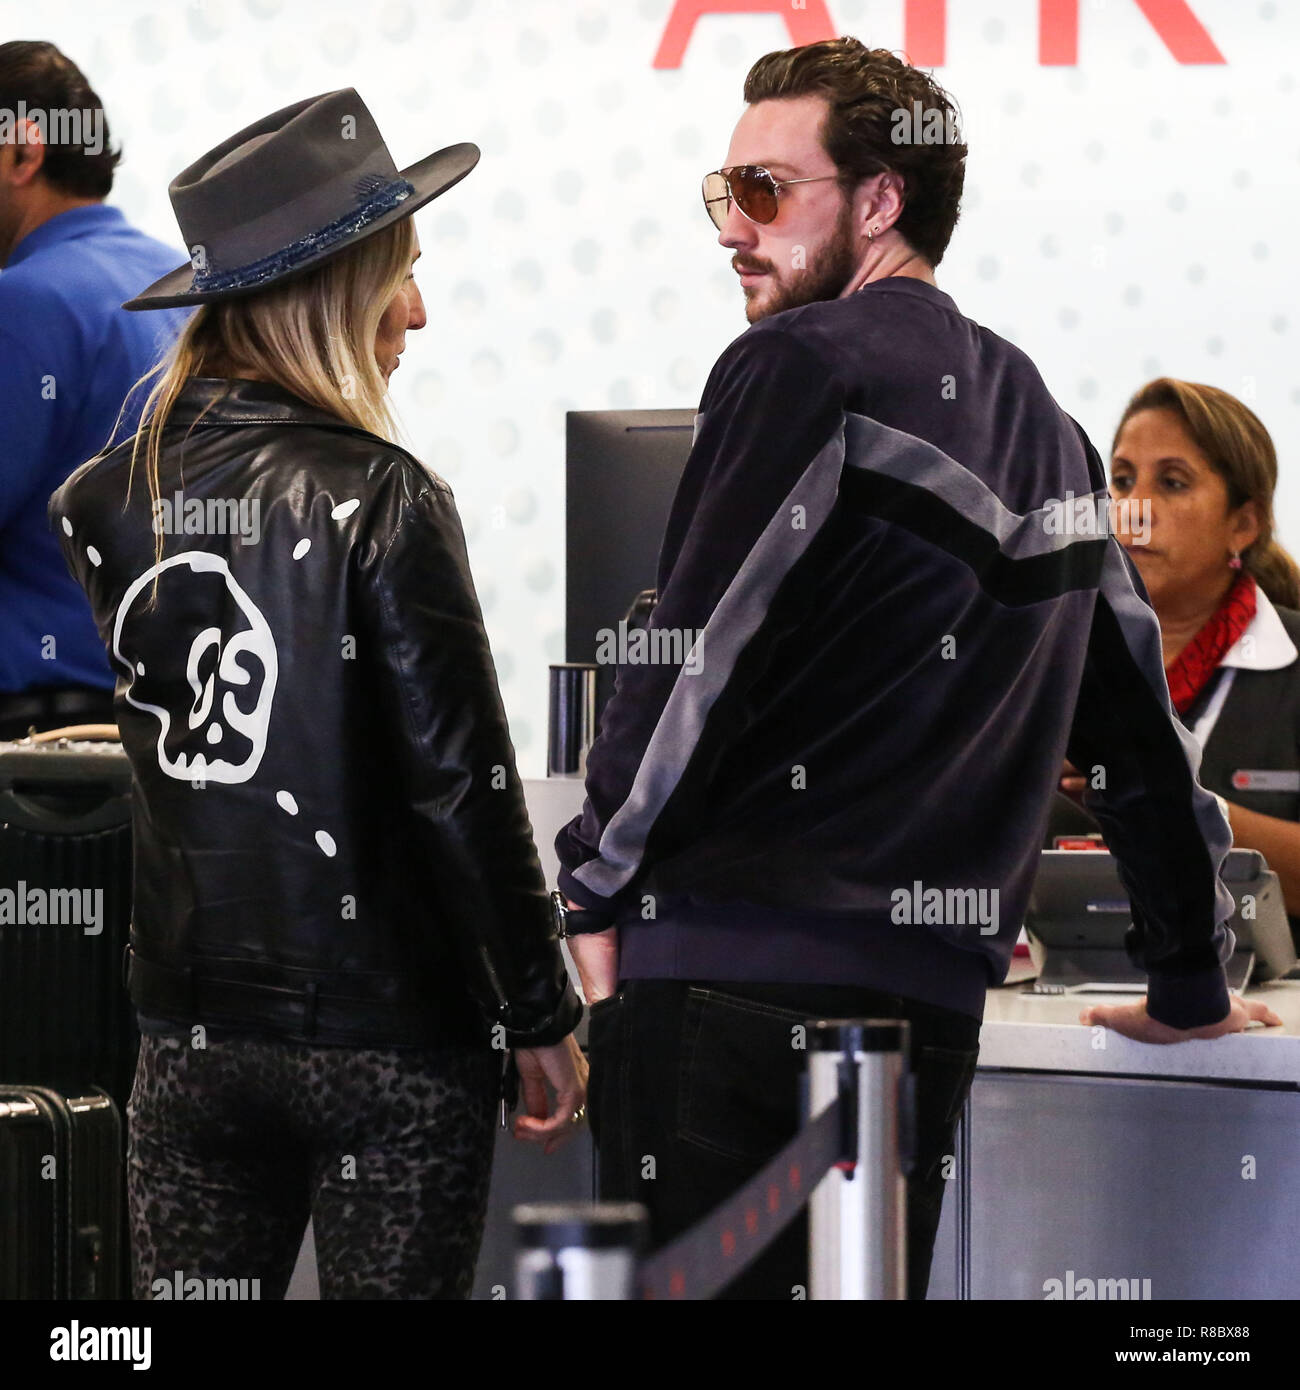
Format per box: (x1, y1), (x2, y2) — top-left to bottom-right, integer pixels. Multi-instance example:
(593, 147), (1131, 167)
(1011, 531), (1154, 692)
(0, 1085), (123, 1298)
(0, 739), (138, 1111)
(0, 739), (137, 1298)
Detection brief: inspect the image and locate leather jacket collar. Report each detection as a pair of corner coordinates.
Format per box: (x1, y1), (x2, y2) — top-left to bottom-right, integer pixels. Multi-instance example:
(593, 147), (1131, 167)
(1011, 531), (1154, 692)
(167, 376), (361, 433)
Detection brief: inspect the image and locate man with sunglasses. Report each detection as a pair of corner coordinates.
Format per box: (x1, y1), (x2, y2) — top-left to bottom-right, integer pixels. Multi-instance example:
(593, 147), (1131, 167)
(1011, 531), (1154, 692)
(556, 37), (1266, 1300)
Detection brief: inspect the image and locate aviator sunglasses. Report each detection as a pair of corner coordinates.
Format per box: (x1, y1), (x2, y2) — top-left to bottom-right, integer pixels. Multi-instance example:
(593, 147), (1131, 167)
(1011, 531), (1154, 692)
(701, 164), (839, 229)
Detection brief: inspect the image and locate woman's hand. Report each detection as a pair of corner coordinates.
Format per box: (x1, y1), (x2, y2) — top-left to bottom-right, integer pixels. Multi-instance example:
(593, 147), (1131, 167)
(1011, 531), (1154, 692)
(511, 1034), (589, 1155)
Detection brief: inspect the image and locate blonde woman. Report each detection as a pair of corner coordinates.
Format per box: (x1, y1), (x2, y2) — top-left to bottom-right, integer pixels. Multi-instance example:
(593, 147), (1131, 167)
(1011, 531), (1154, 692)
(51, 90), (585, 1300)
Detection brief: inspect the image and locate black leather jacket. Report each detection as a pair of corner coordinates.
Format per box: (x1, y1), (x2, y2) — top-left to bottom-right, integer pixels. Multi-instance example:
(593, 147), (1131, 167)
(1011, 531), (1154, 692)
(50, 377), (581, 1049)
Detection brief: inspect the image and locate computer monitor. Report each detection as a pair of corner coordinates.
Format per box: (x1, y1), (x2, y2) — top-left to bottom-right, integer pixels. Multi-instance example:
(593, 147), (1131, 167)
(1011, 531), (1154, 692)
(1023, 847), (1296, 993)
(565, 409), (695, 723)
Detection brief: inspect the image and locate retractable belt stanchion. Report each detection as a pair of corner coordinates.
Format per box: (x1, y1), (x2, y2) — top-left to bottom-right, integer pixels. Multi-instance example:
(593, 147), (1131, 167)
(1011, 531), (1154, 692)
(513, 1202), (647, 1300)
(806, 1019), (911, 1301)
(510, 1017), (912, 1299)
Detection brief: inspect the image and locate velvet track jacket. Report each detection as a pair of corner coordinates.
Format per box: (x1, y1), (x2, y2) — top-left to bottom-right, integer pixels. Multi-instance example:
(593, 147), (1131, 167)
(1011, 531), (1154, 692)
(556, 276), (1236, 1028)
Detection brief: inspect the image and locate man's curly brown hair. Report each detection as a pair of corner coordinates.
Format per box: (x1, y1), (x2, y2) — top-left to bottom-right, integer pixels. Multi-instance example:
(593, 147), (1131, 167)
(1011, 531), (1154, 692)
(744, 37), (967, 268)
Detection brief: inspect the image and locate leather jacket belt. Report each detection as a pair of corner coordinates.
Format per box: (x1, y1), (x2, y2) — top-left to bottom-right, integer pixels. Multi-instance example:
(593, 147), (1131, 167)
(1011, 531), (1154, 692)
(126, 948), (474, 1047)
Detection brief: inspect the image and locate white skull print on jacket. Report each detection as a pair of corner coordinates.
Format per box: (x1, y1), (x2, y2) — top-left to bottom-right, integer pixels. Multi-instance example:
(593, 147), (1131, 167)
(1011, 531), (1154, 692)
(112, 552), (278, 784)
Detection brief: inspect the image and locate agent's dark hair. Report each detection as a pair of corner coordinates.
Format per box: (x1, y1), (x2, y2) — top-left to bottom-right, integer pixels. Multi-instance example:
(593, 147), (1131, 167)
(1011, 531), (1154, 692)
(1114, 378), (1300, 611)
(744, 37), (966, 268)
(0, 41), (120, 197)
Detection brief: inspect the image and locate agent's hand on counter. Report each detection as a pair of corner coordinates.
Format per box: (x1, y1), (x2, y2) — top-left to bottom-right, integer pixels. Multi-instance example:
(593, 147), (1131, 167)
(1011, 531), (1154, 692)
(1079, 993), (1283, 1043)
(565, 898), (619, 1005)
(512, 1035), (589, 1155)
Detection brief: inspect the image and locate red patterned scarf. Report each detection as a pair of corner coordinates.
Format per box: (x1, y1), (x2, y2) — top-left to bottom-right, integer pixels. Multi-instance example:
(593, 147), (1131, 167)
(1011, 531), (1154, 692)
(1165, 571), (1257, 714)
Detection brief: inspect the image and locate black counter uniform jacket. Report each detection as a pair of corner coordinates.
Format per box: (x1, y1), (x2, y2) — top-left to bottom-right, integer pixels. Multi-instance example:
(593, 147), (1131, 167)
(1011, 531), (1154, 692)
(1191, 602), (1300, 947)
(1049, 599), (1300, 950)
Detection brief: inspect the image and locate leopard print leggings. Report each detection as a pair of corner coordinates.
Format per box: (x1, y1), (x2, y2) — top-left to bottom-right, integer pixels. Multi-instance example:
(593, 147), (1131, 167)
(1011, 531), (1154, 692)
(127, 1031), (500, 1300)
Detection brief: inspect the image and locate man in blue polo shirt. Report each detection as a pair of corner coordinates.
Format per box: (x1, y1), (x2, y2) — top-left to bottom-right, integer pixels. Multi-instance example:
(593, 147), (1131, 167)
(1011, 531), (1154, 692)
(0, 41), (189, 738)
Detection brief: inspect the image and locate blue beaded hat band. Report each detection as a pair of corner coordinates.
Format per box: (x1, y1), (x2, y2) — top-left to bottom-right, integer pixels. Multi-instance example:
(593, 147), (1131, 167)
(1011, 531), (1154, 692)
(123, 88), (478, 310)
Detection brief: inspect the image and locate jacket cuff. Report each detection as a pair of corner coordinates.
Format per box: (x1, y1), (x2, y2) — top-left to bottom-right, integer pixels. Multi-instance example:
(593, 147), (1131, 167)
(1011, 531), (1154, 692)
(1146, 963), (1232, 1030)
(505, 979), (584, 1048)
(556, 866), (618, 919)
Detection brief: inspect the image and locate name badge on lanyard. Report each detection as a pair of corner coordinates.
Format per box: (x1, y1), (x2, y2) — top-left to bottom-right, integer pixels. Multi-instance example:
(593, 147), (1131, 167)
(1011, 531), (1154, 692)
(1230, 769), (1300, 792)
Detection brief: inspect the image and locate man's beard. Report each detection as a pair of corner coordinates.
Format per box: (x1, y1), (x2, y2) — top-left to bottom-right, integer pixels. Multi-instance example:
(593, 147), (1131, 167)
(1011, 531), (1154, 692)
(744, 201), (859, 322)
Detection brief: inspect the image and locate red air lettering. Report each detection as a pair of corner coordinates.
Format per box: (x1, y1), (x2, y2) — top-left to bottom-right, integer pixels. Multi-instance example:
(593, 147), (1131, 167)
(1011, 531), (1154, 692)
(1038, 0), (1224, 65)
(653, 0), (837, 69)
(653, 0), (1225, 69)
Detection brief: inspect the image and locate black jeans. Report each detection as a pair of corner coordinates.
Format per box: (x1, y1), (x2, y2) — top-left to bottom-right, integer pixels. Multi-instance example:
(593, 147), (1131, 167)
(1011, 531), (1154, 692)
(587, 978), (980, 1301)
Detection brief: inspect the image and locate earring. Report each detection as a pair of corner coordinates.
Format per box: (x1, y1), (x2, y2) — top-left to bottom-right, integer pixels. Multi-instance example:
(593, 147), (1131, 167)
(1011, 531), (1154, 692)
(866, 227), (874, 243)
(1229, 550), (1243, 570)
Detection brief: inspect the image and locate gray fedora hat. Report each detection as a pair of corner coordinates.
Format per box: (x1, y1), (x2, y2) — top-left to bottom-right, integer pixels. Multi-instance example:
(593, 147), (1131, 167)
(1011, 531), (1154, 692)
(124, 87), (478, 310)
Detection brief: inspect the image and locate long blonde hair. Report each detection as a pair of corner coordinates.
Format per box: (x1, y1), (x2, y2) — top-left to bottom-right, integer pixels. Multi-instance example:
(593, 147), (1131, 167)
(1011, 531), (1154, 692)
(123, 215), (417, 574)
(1113, 377), (1300, 611)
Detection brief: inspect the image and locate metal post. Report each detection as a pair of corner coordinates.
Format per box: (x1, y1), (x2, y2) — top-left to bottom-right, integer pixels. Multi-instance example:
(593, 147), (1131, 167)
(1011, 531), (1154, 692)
(806, 1019), (909, 1300)
(547, 664), (597, 776)
(513, 1202), (647, 1300)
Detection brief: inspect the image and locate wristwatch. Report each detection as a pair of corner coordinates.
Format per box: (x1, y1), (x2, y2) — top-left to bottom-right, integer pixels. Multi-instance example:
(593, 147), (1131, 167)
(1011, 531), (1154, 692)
(550, 889), (613, 938)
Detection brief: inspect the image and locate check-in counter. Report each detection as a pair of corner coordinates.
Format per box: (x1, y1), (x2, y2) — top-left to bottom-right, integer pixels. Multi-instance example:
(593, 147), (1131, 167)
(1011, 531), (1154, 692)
(929, 974), (1300, 1300)
(461, 779), (1300, 1301)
